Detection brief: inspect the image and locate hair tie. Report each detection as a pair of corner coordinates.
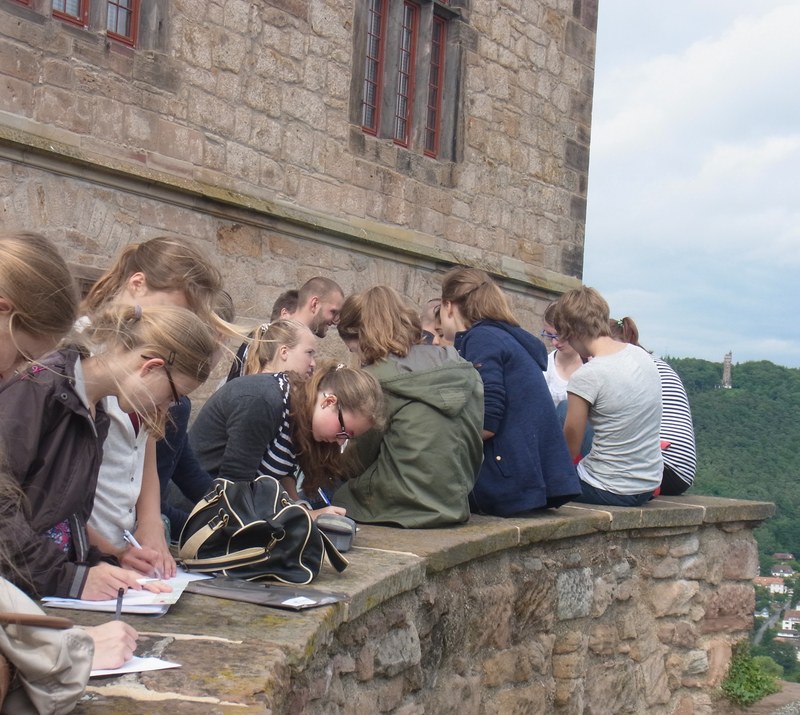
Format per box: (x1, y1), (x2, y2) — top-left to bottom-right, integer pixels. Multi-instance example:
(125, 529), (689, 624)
(259, 322), (271, 336)
(616, 318), (624, 327)
(132, 304), (142, 321)
(336, 363), (345, 371)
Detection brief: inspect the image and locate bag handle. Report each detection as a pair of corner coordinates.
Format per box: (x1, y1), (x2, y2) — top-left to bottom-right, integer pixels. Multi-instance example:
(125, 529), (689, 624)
(319, 530), (348, 573)
(179, 510), (229, 561)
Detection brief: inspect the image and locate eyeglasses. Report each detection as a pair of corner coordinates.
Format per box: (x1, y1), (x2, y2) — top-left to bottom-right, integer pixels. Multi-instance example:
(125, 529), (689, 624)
(142, 354), (180, 406)
(540, 330), (559, 341)
(324, 394), (355, 453)
(335, 402), (354, 442)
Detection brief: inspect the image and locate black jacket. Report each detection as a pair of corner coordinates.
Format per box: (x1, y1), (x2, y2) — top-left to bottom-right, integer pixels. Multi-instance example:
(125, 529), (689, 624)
(0, 348), (109, 598)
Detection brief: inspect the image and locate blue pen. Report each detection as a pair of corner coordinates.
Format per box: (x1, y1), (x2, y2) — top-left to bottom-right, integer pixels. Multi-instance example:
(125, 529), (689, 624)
(318, 488), (331, 506)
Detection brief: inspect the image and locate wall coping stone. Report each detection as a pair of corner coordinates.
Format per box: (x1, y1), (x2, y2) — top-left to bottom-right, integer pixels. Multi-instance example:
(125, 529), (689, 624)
(70, 495), (774, 713)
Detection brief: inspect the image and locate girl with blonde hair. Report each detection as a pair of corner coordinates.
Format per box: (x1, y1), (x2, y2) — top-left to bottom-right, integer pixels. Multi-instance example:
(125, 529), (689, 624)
(439, 267), (580, 516)
(0, 232), (78, 382)
(333, 285), (484, 527)
(0, 303), (218, 600)
(242, 319), (317, 378)
(80, 236), (225, 581)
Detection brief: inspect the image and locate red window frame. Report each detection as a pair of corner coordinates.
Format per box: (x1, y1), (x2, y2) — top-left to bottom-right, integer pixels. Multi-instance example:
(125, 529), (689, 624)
(361, 0), (387, 134)
(106, 0), (140, 47)
(392, 1), (419, 147)
(52, 0), (89, 27)
(424, 15), (446, 157)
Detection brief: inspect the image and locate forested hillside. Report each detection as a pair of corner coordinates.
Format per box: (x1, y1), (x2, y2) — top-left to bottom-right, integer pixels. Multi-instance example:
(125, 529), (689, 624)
(666, 357), (800, 573)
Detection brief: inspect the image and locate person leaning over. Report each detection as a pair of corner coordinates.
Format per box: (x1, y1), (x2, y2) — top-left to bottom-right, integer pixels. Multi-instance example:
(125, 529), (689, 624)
(333, 285), (484, 527)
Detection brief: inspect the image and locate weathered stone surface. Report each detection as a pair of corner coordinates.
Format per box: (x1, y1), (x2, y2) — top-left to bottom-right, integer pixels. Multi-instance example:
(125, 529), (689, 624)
(54, 492), (767, 714)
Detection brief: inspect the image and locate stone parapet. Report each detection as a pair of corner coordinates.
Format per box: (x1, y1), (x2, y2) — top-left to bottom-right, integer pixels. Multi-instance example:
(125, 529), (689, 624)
(68, 495), (772, 714)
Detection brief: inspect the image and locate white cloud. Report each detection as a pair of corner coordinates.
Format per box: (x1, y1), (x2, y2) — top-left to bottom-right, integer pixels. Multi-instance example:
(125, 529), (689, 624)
(585, 2), (800, 366)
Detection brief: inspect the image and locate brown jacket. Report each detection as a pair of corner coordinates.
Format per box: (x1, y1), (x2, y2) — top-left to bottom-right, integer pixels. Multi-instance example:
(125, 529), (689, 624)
(0, 348), (109, 598)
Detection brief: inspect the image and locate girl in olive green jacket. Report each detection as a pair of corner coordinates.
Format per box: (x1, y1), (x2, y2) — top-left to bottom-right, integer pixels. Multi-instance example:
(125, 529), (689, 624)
(333, 286), (484, 527)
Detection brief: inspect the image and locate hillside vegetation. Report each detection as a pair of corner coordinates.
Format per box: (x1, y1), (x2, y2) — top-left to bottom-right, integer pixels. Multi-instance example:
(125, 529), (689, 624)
(665, 357), (800, 572)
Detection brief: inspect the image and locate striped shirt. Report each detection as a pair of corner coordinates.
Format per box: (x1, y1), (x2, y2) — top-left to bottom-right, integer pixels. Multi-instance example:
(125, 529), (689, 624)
(654, 357), (697, 486)
(257, 373), (296, 480)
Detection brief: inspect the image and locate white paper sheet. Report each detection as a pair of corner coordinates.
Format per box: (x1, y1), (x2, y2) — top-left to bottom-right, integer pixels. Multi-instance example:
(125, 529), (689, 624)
(90, 655), (181, 677)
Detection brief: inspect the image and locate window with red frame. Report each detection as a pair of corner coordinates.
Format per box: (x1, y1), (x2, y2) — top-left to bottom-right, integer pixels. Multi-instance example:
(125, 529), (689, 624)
(361, 0), (387, 133)
(53, 0), (88, 26)
(392, 2), (418, 146)
(356, 0), (458, 161)
(424, 15), (446, 156)
(106, 0), (139, 47)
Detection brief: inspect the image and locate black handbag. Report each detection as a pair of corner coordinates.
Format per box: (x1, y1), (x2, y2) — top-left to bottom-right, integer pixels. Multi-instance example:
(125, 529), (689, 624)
(178, 476), (348, 585)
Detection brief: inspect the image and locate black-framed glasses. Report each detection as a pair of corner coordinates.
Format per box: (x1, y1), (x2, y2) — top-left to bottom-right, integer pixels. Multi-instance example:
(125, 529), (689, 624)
(142, 354), (180, 406)
(539, 330), (559, 341)
(335, 402), (353, 442)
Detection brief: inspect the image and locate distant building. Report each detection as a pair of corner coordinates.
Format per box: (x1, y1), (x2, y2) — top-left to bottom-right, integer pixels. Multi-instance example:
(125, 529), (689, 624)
(774, 553), (796, 562)
(772, 565), (795, 578)
(783, 610), (800, 631)
(755, 576), (787, 594)
(722, 352), (733, 389)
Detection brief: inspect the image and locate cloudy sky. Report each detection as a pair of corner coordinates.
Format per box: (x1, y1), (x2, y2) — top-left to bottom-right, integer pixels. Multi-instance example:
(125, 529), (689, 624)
(583, 0), (800, 368)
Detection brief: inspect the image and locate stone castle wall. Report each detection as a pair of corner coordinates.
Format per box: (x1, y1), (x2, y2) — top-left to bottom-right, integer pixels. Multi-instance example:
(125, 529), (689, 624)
(0, 0), (595, 328)
(74, 496), (772, 714)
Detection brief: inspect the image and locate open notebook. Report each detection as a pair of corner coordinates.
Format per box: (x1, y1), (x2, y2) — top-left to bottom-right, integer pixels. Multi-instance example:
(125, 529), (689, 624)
(41, 569), (210, 615)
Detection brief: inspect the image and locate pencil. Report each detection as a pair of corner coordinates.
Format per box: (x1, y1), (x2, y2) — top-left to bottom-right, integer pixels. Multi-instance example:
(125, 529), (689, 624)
(0, 612), (74, 629)
(115, 587), (124, 620)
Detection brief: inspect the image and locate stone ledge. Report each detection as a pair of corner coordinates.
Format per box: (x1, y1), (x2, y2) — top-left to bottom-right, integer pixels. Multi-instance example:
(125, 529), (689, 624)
(69, 495), (773, 713)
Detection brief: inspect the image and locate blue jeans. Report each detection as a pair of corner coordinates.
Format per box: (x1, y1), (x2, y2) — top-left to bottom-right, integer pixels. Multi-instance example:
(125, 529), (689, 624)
(573, 480), (654, 506)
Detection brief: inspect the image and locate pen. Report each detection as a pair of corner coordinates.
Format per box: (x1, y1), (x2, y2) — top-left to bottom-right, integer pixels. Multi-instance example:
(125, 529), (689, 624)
(115, 587), (124, 620)
(122, 529), (163, 580)
(122, 529), (142, 550)
(318, 488), (331, 506)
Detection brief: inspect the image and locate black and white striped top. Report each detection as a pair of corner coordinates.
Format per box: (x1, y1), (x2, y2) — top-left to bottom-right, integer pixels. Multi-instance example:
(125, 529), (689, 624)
(257, 373), (296, 480)
(654, 357), (697, 486)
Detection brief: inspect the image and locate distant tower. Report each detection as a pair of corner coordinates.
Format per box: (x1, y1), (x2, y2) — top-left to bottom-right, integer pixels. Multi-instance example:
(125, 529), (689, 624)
(722, 352), (732, 389)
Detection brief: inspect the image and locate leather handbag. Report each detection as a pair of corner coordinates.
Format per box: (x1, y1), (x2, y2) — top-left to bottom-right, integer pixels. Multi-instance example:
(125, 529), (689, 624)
(178, 476), (348, 585)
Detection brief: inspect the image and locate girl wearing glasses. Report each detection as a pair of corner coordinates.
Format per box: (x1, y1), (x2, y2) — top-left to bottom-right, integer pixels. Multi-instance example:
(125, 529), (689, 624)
(439, 267), (580, 517)
(189, 360), (384, 511)
(541, 301), (585, 407)
(333, 286), (484, 527)
(80, 236), (226, 581)
(0, 303), (218, 599)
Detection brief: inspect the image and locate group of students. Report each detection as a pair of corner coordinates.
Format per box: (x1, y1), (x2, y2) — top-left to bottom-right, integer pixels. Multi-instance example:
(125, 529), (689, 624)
(0, 230), (696, 712)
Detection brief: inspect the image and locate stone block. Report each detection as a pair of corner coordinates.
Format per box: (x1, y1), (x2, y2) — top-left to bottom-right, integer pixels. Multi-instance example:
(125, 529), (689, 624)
(588, 624), (616, 656)
(374, 623), (421, 677)
(484, 681), (552, 715)
(557, 567), (592, 620)
(648, 580), (701, 617)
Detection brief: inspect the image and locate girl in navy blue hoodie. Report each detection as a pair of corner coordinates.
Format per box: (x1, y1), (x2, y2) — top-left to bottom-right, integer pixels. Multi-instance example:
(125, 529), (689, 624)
(440, 267), (580, 516)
